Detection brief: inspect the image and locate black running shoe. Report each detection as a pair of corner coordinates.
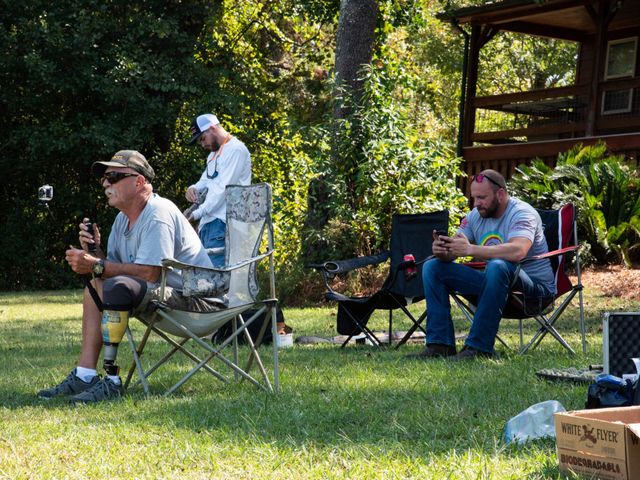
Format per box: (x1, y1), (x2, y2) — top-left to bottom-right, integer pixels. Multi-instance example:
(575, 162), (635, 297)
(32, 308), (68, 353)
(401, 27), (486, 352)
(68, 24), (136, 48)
(38, 369), (100, 399)
(69, 377), (124, 404)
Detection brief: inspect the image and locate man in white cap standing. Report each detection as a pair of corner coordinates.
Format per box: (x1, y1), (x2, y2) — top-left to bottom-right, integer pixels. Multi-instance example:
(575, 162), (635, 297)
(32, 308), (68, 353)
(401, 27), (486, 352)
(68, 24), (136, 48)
(186, 113), (251, 266)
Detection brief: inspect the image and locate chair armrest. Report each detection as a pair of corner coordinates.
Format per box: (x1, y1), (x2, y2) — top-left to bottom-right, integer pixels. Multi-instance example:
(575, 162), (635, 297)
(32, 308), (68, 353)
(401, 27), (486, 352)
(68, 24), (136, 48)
(458, 245), (579, 270)
(521, 245), (578, 263)
(306, 250), (391, 294)
(306, 250), (391, 275)
(161, 250), (274, 298)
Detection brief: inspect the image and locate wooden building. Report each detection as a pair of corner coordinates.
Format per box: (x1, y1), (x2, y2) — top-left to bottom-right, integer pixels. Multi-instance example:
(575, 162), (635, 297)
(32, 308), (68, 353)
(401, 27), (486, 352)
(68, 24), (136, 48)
(440, 0), (640, 187)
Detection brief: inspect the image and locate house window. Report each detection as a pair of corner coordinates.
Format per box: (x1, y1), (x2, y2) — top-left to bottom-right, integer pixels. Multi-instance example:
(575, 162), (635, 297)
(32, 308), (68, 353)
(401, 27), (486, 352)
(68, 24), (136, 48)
(604, 37), (637, 79)
(602, 37), (637, 115)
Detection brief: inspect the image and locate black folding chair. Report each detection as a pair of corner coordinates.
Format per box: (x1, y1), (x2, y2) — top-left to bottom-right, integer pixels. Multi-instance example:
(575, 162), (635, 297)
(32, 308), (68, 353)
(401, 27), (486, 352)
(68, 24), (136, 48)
(308, 211), (448, 348)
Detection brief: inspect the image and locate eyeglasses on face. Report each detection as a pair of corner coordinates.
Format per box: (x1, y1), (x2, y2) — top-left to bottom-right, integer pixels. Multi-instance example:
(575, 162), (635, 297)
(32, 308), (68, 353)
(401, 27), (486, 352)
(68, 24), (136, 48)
(471, 173), (504, 189)
(100, 171), (139, 185)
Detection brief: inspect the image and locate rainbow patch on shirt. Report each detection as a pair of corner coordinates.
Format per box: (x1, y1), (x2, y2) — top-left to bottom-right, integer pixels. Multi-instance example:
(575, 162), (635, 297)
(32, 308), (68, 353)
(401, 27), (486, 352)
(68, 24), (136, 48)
(480, 232), (504, 246)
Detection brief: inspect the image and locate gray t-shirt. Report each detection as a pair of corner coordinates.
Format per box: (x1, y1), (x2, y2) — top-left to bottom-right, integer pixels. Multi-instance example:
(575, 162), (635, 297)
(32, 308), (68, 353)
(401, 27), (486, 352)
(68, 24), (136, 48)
(107, 193), (212, 289)
(457, 197), (555, 293)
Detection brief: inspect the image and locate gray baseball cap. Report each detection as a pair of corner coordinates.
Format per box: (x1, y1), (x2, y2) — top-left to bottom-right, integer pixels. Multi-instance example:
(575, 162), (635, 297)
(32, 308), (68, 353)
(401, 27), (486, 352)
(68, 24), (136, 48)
(91, 150), (155, 181)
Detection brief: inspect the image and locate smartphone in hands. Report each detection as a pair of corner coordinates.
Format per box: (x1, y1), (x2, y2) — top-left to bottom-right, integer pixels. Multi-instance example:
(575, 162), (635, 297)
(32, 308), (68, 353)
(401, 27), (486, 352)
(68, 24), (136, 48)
(433, 229), (449, 241)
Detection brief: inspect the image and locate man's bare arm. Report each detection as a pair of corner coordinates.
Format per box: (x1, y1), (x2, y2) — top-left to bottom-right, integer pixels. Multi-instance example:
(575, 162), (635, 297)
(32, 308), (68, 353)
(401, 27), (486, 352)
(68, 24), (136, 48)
(448, 236), (531, 263)
(65, 248), (161, 283)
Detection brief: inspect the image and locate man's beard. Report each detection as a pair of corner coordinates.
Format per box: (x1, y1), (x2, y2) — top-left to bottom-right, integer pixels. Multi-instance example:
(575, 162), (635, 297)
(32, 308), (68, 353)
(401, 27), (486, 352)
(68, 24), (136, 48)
(210, 139), (221, 151)
(478, 196), (499, 218)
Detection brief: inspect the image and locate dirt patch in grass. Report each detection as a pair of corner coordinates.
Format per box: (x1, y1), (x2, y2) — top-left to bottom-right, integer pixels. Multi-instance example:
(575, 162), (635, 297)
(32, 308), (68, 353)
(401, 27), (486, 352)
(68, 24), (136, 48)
(577, 265), (640, 299)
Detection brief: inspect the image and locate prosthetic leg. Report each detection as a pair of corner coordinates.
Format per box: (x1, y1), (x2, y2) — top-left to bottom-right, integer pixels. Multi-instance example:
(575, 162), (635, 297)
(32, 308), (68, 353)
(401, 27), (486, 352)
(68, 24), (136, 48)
(101, 310), (129, 376)
(100, 276), (147, 378)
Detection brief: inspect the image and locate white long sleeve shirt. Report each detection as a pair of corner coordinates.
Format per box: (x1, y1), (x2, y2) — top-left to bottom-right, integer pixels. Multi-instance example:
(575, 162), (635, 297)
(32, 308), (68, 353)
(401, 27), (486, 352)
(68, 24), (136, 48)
(189, 136), (251, 229)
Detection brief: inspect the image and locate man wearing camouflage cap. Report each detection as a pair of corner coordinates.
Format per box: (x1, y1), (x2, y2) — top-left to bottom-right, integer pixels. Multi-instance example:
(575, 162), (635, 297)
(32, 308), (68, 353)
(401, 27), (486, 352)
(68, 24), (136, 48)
(38, 150), (217, 404)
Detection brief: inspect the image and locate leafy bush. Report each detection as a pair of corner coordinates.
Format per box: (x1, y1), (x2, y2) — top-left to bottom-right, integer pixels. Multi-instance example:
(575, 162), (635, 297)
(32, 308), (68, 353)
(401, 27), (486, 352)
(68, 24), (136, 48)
(510, 143), (640, 266)
(304, 60), (468, 264)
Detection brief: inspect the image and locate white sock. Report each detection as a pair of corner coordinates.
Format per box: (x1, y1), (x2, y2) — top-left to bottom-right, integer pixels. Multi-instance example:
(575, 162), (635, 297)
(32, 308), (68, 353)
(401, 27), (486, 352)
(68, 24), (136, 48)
(75, 366), (98, 382)
(107, 375), (121, 385)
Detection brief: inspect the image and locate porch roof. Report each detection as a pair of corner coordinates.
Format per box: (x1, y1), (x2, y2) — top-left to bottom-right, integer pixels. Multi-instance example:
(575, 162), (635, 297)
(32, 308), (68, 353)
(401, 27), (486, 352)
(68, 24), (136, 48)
(438, 0), (639, 41)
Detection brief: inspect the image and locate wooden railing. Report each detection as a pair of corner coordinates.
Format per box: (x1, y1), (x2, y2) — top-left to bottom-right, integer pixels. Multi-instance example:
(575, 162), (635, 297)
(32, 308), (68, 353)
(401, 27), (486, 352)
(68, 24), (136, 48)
(469, 85), (590, 145)
(467, 80), (640, 146)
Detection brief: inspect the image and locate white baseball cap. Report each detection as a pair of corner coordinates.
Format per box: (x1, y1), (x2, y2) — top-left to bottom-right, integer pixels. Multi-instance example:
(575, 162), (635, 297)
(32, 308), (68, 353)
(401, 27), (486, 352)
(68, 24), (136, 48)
(188, 114), (220, 144)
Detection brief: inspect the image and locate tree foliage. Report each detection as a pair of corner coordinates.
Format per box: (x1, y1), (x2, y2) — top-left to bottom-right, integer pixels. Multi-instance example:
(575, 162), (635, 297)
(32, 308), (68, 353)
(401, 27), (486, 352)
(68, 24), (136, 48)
(0, 0), (211, 289)
(1, 0), (592, 300)
(510, 143), (640, 267)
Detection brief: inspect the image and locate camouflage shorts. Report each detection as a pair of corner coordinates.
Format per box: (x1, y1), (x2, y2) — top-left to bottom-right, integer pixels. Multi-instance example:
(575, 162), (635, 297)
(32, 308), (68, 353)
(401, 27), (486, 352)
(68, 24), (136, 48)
(134, 283), (226, 318)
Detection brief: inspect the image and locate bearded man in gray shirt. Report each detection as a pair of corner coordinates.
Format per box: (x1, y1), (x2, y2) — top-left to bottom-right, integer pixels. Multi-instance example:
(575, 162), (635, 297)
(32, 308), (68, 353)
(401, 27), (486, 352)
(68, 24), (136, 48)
(411, 169), (554, 360)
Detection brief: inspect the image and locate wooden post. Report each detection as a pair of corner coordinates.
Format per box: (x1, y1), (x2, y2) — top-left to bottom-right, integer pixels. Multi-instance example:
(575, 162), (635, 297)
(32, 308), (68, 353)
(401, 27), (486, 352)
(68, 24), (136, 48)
(462, 25), (481, 150)
(585, 1), (618, 136)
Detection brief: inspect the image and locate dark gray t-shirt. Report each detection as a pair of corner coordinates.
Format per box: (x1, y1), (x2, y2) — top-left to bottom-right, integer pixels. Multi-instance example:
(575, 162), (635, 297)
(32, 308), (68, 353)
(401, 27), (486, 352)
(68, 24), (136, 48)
(107, 193), (212, 289)
(457, 197), (555, 293)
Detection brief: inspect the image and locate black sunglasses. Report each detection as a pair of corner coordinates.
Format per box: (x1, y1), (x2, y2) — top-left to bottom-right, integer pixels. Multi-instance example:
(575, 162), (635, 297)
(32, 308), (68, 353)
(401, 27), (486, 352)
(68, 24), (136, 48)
(471, 173), (504, 189)
(100, 171), (139, 185)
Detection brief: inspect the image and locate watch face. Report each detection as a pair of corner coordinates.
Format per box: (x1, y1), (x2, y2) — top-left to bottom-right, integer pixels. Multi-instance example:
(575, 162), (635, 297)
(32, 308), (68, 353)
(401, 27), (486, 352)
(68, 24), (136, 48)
(93, 260), (104, 276)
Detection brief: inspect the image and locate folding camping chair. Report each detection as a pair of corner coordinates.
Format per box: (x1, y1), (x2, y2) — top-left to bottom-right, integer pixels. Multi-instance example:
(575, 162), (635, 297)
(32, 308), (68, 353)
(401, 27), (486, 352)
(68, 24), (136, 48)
(308, 211), (448, 348)
(451, 203), (586, 354)
(124, 183), (279, 395)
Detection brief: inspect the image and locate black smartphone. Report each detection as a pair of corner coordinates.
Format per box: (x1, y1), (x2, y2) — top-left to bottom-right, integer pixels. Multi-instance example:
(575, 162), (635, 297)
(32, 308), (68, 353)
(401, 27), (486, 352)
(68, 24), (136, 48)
(85, 221), (96, 252)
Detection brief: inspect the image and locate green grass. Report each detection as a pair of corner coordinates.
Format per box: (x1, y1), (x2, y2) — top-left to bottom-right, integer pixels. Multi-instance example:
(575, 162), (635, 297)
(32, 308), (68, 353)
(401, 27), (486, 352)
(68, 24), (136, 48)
(1, 286), (639, 479)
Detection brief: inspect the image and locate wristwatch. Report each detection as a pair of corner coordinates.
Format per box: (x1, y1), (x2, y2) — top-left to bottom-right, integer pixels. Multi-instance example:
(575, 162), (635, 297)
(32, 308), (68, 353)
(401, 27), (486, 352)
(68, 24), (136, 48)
(92, 259), (105, 278)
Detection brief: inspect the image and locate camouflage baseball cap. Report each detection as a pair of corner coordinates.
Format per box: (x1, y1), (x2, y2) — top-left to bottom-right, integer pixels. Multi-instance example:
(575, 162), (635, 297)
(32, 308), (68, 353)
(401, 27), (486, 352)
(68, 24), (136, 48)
(91, 150), (155, 182)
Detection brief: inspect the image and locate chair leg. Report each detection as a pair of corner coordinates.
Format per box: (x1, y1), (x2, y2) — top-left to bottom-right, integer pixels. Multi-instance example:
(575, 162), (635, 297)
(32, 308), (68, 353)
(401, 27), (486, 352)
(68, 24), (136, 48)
(232, 315), (239, 381)
(125, 326), (151, 395)
(521, 317), (576, 354)
(236, 311), (273, 391)
(128, 308), (278, 395)
(520, 290), (579, 355)
(124, 323), (153, 391)
(338, 308), (384, 348)
(519, 319), (523, 351)
(141, 328), (226, 382)
(578, 286), (586, 354)
(244, 305), (270, 370)
(154, 309), (273, 392)
(240, 300), (279, 392)
(395, 310), (427, 349)
(452, 294), (511, 351)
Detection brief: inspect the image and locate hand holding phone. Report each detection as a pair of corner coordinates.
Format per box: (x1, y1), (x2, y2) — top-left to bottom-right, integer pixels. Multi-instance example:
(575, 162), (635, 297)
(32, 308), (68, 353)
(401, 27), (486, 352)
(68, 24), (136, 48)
(433, 229), (448, 241)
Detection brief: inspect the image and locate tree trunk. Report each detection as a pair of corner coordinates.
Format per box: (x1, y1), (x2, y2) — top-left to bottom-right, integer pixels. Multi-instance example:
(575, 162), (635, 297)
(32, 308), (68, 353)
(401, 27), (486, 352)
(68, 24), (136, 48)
(302, 0), (378, 262)
(333, 0), (378, 119)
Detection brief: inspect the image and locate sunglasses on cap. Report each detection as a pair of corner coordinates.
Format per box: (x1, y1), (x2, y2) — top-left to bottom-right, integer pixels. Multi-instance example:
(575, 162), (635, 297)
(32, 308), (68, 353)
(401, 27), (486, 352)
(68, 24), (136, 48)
(471, 173), (504, 189)
(100, 171), (139, 185)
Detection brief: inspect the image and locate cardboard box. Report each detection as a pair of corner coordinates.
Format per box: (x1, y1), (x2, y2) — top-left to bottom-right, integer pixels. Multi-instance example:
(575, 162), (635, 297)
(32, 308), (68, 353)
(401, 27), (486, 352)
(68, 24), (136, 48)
(555, 406), (640, 480)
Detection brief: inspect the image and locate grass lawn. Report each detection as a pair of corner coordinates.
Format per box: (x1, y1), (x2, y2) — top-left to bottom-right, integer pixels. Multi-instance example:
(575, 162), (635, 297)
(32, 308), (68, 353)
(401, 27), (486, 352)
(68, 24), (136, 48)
(1, 285), (639, 479)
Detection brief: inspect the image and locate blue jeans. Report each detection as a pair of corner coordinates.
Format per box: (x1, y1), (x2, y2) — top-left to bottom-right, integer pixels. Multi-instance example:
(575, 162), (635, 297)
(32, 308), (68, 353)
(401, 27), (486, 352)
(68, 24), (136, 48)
(422, 258), (553, 353)
(199, 218), (226, 267)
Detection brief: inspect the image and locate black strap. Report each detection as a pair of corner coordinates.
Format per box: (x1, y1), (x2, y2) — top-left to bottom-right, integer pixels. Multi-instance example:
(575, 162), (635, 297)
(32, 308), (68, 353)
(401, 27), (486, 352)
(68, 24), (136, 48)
(84, 276), (103, 312)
